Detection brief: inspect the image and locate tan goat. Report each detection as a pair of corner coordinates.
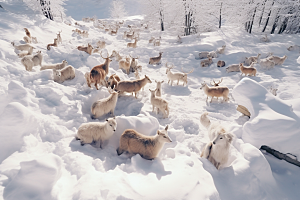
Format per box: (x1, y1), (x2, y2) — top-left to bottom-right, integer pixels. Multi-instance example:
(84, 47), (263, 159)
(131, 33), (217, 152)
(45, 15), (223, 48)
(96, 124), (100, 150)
(149, 88), (169, 118)
(149, 52), (163, 65)
(117, 125), (172, 160)
(239, 63), (256, 76)
(200, 82), (229, 103)
(77, 43), (93, 55)
(127, 38), (138, 48)
(114, 75), (152, 98)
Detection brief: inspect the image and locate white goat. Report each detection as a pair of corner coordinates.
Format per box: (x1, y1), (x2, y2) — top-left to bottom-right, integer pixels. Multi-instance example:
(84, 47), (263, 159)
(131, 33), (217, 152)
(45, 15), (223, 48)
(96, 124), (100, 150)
(110, 50), (124, 61)
(11, 42), (34, 52)
(53, 65), (75, 83)
(21, 51), (43, 71)
(57, 30), (62, 44)
(287, 45), (300, 51)
(216, 45), (226, 54)
(76, 117), (117, 148)
(129, 55), (139, 72)
(40, 60), (68, 71)
(200, 112), (234, 170)
(199, 51), (218, 59)
(267, 55), (287, 65)
(226, 64), (240, 73)
(200, 82), (229, 103)
(91, 90), (119, 119)
(117, 125), (172, 160)
(260, 34), (270, 43)
(119, 57), (131, 74)
(149, 89), (169, 118)
(201, 57), (213, 67)
(17, 47), (34, 58)
(96, 40), (106, 49)
(155, 80), (164, 97)
(244, 53), (261, 65)
(259, 58), (275, 69)
(165, 63), (193, 86)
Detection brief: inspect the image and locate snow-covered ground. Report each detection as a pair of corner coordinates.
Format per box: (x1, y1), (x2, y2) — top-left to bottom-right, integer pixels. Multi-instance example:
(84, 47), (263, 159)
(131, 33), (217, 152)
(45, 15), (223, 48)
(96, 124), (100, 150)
(0, 0), (300, 199)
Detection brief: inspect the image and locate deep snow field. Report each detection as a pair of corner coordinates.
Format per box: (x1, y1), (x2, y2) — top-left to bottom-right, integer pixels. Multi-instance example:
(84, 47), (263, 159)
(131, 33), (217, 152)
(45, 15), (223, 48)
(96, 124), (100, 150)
(0, 1), (300, 200)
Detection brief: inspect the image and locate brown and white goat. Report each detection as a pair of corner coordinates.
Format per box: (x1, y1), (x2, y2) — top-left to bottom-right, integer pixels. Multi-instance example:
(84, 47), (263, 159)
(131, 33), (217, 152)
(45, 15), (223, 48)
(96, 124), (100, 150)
(89, 52), (112, 90)
(77, 43), (93, 55)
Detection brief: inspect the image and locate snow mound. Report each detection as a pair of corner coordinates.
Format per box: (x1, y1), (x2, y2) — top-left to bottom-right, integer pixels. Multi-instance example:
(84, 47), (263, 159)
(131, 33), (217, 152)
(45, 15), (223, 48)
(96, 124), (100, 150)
(3, 154), (62, 200)
(232, 78), (300, 157)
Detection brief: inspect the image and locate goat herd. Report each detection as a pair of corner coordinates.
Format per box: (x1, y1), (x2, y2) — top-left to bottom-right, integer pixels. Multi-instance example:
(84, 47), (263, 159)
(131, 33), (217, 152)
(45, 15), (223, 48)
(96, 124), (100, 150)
(10, 16), (297, 170)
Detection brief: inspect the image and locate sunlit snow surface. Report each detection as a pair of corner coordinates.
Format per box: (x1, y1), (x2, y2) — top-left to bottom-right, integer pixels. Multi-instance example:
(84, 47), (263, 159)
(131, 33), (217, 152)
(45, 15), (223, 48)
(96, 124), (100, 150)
(0, 0), (300, 199)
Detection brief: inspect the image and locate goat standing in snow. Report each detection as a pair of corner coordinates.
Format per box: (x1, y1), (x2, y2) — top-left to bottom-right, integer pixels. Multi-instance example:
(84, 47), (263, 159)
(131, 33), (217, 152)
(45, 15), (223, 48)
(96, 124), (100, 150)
(200, 81), (229, 103)
(21, 50), (43, 71)
(91, 90), (119, 119)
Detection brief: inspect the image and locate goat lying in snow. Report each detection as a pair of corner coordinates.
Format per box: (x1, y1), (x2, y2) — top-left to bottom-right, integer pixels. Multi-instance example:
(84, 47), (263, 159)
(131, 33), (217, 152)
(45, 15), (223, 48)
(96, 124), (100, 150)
(287, 45), (300, 51)
(226, 64), (240, 73)
(40, 60), (68, 71)
(201, 57), (213, 67)
(149, 88), (169, 118)
(91, 90), (119, 119)
(239, 63), (256, 76)
(216, 45), (226, 54)
(11, 42), (34, 52)
(117, 125), (171, 160)
(199, 51), (218, 59)
(149, 52), (163, 65)
(244, 53), (261, 65)
(96, 40), (106, 49)
(76, 117), (117, 148)
(259, 58), (275, 69)
(200, 81), (229, 102)
(114, 75), (152, 98)
(217, 60), (225, 67)
(165, 63), (193, 86)
(53, 65), (76, 83)
(200, 112), (234, 170)
(77, 43), (93, 55)
(260, 34), (270, 43)
(21, 51), (43, 71)
(17, 47), (34, 58)
(267, 55), (287, 65)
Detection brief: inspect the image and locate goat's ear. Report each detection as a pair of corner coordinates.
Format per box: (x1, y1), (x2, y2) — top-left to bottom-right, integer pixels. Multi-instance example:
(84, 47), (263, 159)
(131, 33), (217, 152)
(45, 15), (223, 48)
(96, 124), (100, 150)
(157, 130), (161, 135)
(155, 80), (157, 83)
(161, 80), (164, 83)
(165, 125), (168, 130)
(225, 133), (234, 143)
(106, 119), (108, 121)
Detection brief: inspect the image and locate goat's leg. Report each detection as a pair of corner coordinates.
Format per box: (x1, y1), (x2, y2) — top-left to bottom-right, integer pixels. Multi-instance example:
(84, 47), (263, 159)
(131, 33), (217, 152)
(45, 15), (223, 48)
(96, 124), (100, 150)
(168, 80), (170, 84)
(95, 81), (99, 90)
(210, 96), (214, 103)
(177, 80), (179, 85)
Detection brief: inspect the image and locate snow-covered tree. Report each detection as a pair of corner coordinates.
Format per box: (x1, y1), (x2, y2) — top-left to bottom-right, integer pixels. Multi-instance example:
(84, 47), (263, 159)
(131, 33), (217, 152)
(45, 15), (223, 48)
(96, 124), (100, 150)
(23, 0), (66, 21)
(110, 0), (127, 19)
